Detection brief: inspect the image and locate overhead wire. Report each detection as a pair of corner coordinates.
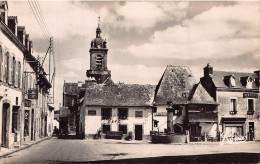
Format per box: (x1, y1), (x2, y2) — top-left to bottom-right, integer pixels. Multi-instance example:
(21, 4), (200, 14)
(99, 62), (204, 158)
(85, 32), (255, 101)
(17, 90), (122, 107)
(34, 0), (52, 37)
(27, 0), (49, 41)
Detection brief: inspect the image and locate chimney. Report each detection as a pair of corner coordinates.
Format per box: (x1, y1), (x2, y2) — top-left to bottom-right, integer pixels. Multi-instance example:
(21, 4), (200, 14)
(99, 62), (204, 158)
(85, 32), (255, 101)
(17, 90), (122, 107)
(254, 70), (260, 76)
(0, 1), (8, 25)
(204, 63), (213, 77)
(25, 34), (29, 50)
(17, 26), (26, 45)
(8, 16), (18, 35)
(29, 40), (33, 54)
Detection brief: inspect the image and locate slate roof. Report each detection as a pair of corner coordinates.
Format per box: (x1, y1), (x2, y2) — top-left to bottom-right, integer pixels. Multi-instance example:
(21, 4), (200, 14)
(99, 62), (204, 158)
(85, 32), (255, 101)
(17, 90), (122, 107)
(211, 71), (259, 89)
(84, 83), (156, 106)
(155, 66), (197, 105)
(188, 83), (218, 105)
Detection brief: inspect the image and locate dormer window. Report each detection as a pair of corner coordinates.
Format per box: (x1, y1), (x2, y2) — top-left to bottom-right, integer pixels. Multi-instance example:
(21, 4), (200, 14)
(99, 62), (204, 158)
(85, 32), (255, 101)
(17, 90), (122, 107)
(246, 77), (253, 89)
(230, 76), (236, 87)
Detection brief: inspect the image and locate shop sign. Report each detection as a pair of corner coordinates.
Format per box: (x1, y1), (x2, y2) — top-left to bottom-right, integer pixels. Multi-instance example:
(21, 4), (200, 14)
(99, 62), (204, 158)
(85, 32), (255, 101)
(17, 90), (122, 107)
(28, 89), (38, 99)
(25, 99), (31, 107)
(155, 112), (167, 116)
(243, 93), (258, 98)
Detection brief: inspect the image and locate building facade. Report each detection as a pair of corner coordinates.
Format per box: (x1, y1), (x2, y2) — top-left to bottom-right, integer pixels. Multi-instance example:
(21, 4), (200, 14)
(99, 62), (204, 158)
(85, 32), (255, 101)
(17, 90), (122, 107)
(153, 65), (218, 141)
(0, 1), (52, 150)
(200, 64), (260, 141)
(80, 83), (155, 140)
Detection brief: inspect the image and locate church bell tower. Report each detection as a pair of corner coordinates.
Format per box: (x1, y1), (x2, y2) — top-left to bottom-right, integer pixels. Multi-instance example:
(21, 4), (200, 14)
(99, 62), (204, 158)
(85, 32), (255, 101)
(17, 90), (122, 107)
(86, 17), (112, 84)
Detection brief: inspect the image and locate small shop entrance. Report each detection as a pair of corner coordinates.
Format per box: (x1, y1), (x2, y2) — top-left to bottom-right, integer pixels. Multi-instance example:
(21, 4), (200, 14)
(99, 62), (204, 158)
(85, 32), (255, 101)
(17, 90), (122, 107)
(2, 103), (10, 147)
(135, 125), (142, 140)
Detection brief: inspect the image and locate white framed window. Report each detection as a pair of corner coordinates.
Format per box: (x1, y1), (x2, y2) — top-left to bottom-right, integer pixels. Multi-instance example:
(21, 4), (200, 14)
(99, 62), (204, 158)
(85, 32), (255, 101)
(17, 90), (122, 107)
(247, 99), (254, 115)
(230, 76), (236, 87)
(230, 98), (237, 115)
(246, 77), (253, 89)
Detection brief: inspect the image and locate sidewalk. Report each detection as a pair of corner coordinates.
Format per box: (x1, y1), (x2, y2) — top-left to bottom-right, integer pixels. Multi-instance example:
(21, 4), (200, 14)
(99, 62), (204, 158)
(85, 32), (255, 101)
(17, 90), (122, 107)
(0, 137), (51, 159)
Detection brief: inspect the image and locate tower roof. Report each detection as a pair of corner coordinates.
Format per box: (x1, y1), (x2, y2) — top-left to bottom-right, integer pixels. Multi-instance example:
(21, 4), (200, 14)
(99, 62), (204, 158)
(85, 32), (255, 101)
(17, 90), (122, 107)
(91, 17), (107, 49)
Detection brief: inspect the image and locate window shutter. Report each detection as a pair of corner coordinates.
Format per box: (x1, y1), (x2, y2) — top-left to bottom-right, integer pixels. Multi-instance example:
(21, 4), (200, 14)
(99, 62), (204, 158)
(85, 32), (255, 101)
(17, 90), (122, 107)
(4, 52), (7, 83)
(15, 61), (18, 87)
(12, 58), (16, 86)
(0, 46), (3, 82)
(8, 54), (12, 85)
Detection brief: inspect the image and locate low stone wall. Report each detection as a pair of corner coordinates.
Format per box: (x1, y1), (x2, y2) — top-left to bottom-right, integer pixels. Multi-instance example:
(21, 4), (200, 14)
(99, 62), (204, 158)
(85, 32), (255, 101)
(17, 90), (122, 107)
(151, 134), (187, 144)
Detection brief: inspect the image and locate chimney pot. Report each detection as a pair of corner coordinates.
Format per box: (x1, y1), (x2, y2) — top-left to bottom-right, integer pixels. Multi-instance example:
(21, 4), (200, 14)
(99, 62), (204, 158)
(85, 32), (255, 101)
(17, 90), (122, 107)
(8, 16), (18, 35)
(0, 1), (8, 25)
(17, 26), (26, 45)
(204, 63), (213, 77)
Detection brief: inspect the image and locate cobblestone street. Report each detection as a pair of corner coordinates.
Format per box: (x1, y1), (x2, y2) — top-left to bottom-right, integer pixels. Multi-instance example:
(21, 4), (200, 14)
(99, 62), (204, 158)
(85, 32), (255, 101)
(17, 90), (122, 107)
(0, 138), (260, 163)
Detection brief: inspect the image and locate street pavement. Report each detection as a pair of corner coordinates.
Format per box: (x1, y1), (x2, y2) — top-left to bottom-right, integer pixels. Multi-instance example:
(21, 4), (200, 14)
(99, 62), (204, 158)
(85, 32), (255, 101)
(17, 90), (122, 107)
(0, 138), (259, 163)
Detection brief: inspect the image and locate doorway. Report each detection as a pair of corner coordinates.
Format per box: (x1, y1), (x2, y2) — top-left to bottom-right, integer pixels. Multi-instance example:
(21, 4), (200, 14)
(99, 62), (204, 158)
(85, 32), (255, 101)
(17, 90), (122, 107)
(2, 103), (10, 147)
(135, 125), (142, 140)
(31, 109), (34, 141)
(249, 122), (254, 141)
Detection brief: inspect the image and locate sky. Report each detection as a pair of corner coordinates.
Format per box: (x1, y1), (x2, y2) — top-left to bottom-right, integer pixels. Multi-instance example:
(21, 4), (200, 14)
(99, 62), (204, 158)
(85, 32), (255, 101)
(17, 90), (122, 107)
(7, 1), (260, 110)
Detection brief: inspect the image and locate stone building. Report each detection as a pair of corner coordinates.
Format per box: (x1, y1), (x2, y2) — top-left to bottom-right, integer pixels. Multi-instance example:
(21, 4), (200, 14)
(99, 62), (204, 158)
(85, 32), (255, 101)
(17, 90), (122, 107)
(200, 64), (260, 141)
(0, 1), (52, 150)
(153, 65), (218, 141)
(86, 21), (112, 85)
(80, 83), (155, 140)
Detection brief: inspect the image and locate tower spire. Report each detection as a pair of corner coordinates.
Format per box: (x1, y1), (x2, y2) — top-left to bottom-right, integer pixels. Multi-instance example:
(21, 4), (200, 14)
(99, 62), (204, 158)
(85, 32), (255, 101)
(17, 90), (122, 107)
(96, 16), (102, 38)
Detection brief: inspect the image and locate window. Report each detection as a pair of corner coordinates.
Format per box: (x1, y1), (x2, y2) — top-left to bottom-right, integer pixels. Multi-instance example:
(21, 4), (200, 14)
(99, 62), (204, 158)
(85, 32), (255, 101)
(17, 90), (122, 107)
(12, 106), (19, 133)
(230, 99), (237, 115)
(248, 99), (254, 115)
(102, 124), (110, 134)
(88, 110), (96, 116)
(230, 77), (236, 87)
(101, 108), (112, 120)
(118, 108), (128, 120)
(119, 125), (127, 134)
(135, 111), (143, 118)
(246, 77), (253, 89)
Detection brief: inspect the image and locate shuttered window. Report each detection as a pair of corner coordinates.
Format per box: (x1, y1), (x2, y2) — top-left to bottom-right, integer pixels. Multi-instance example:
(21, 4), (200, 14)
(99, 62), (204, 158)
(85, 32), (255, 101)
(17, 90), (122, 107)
(4, 52), (9, 83)
(8, 53), (12, 85)
(17, 61), (21, 88)
(12, 57), (16, 86)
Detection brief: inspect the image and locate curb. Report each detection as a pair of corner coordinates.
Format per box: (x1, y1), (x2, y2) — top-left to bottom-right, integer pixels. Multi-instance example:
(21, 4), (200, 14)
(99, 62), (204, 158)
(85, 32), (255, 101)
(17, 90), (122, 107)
(0, 137), (51, 159)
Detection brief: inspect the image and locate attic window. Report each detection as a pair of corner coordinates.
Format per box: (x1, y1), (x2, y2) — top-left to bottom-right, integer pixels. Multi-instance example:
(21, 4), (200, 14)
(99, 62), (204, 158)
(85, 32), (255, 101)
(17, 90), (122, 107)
(230, 76), (236, 87)
(246, 77), (253, 89)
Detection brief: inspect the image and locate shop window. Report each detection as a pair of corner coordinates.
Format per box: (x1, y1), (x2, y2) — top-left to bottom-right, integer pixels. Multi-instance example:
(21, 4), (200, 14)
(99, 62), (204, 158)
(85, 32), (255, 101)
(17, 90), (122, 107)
(88, 110), (96, 116)
(135, 111), (143, 118)
(102, 124), (110, 134)
(24, 110), (29, 136)
(101, 108), (112, 120)
(119, 124), (127, 134)
(247, 99), (254, 115)
(118, 108), (128, 120)
(230, 99), (237, 115)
